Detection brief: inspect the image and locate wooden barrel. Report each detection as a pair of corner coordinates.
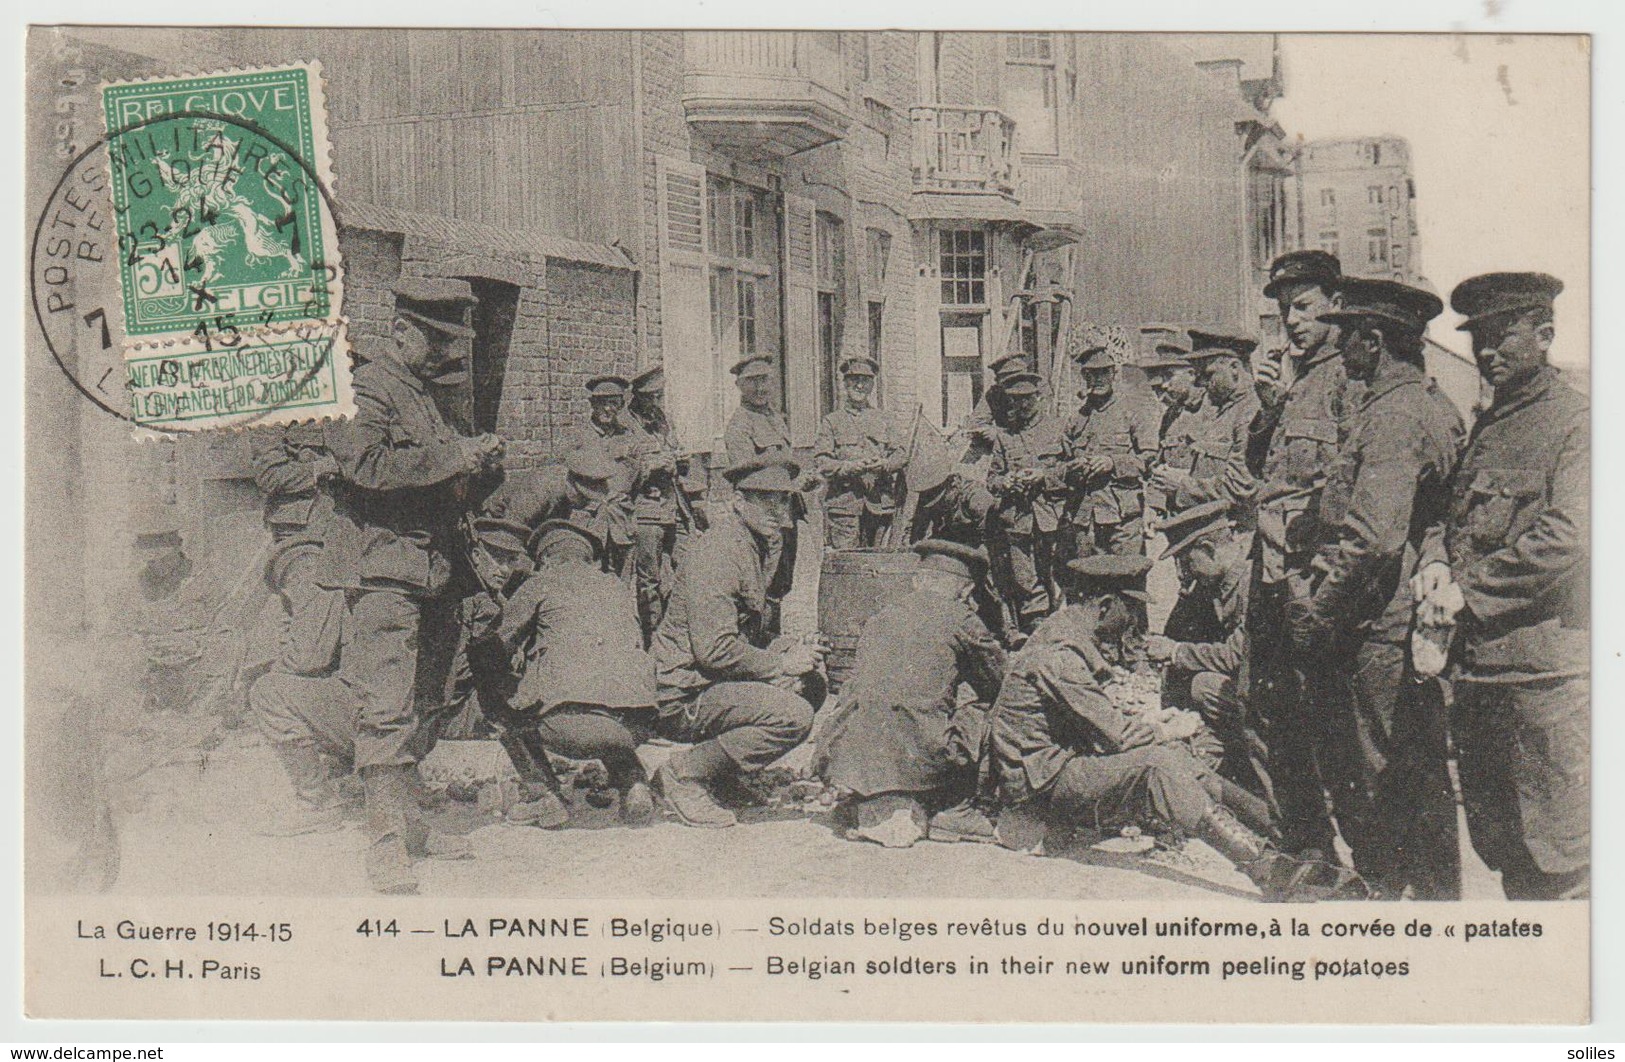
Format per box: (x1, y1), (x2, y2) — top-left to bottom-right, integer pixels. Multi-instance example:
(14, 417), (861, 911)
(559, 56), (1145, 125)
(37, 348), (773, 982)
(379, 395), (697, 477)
(817, 547), (919, 694)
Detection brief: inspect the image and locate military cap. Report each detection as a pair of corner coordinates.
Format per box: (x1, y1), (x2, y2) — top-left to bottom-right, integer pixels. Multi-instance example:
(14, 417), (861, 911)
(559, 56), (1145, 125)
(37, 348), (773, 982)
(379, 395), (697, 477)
(473, 516), (531, 556)
(394, 278), (477, 340)
(630, 366), (665, 394)
(731, 355), (776, 380)
(724, 453), (801, 492)
(999, 371), (1043, 396)
(1322, 277), (1443, 336)
(1074, 344), (1116, 372)
(913, 539), (988, 580)
(586, 375), (630, 398)
(988, 351), (1034, 379)
(1065, 553), (1153, 589)
(1186, 329), (1259, 362)
(529, 519), (602, 561)
(1139, 325), (1194, 370)
(1263, 249), (1342, 300)
(565, 445), (619, 484)
(839, 356), (879, 378)
(1450, 272), (1563, 330)
(264, 537), (321, 590)
(1158, 498), (1236, 560)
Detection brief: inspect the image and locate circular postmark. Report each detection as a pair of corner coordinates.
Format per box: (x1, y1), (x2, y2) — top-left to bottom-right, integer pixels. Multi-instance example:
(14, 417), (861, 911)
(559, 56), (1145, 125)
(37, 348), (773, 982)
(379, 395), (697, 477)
(31, 107), (346, 433)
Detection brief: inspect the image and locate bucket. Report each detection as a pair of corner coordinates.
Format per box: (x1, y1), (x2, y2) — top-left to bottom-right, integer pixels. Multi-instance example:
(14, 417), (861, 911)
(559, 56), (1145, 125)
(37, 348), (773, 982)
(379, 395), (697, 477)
(816, 547), (919, 693)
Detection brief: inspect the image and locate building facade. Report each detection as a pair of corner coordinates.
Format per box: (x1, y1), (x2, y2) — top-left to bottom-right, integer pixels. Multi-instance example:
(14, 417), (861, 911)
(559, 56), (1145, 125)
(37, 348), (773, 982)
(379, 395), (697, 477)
(31, 28), (1292, 635)
(1290, 135), (1423, 287)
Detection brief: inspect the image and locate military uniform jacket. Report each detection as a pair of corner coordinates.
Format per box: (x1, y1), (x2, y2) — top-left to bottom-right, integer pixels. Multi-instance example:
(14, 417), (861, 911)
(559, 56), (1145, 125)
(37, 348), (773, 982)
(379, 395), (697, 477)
(1171, 546), (1252, 689)
(814, 405), (907, 517)
(724, 404), (793, 468)
(324, 355), (468, 594)
(1175, 389), (1260, 513)
(628, 414), (683, 525)
(986, 412), (1070, 536)
(569, 420), (639, 496)
(1247, 347), (1360, 583)
(498, 558), (658, 716)
(1421, 367), (1588, 683)
(821, 588), (1006, 797)
(251, 422), (335, 533)
(651, 506), (780, 701)
(1147, 399), (1203, 515)
(991, 606), (1136, 804)
(1064, 391), (1161, 526)
(1304, 362), (1462, 645)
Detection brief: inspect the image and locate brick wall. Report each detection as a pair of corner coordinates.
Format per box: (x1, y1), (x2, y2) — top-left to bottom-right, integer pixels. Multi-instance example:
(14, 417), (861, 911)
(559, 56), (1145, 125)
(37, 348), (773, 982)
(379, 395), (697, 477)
(543, 262), (639, 451)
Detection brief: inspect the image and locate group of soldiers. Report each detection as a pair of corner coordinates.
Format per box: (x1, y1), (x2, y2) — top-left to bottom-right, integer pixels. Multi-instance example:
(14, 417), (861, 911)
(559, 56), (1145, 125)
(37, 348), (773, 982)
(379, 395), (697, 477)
(234, 251), (1587, 903)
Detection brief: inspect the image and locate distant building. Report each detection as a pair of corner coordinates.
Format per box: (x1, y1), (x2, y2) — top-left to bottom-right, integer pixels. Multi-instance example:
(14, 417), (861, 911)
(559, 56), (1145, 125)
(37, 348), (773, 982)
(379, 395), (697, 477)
(1289, 135), (1423, 288)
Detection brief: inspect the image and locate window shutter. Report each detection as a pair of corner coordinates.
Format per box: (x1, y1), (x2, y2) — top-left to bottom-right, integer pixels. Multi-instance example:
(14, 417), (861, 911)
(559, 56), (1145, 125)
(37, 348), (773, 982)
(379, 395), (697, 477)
(656, 156), (713, 451)
(782, 192), (819, 446)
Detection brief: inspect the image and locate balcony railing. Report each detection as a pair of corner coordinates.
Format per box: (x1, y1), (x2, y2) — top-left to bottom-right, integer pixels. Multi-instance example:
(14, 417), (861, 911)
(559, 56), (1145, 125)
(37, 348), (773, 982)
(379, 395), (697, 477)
(910, 105), (1018, 199)
(682, 32), (849, 157)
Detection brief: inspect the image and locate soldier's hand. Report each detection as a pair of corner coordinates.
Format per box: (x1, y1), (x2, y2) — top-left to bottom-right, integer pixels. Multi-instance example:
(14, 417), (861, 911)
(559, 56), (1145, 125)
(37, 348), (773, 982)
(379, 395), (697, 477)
(1409, 560), (1452, 606)
(1144, 634), (1176, 662)
(1119, 716), (1158, 751)
(779, 643), (823, 678)
(1151, 466), (1191, 493)
(1083, 455), (1114, 480)
(311, 454), (341, 483)
(1254, 355), (1286, 410)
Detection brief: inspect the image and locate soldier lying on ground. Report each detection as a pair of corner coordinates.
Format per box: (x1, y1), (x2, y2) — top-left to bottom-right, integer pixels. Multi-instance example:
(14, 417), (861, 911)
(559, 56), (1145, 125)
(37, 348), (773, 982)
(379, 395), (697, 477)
(818, 539), (1006, 848)
(989, 554), (1357, 902)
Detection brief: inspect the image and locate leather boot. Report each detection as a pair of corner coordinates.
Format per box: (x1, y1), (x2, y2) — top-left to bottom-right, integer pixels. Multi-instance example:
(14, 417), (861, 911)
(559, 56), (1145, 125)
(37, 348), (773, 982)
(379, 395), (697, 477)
(260, 742), (345, 836)
(1194, 804), (1321, 902)
(362, 765), (418, 895)
(499, 731), (570, 829)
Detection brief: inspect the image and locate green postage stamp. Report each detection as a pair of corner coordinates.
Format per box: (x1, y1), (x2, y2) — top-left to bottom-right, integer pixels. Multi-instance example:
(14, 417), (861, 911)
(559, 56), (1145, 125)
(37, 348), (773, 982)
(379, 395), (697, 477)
(101, 63), (353, 432)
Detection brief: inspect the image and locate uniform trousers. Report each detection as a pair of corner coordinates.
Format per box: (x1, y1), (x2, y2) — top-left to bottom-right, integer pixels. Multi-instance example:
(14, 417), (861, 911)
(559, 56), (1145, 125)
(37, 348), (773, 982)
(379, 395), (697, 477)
(994, 530), (1057, 629)
(250, 672), (359, 759)
(1310, 638), (1460, 900)
(1455, 675), (1590, 900)
(1250, 575), (1336, 856)
(655, 681), (814, 773)
(824, 508), (890, 551)
(340, 588), (424, 770)
(1046, 744), (1222, 834)
(532, 705), (654, 789)
(633, 521), (677, 636)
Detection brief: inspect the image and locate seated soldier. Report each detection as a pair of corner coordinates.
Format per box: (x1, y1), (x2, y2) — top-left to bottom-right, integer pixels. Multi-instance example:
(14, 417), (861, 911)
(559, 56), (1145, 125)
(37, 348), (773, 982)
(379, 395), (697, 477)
(249, 539), (472, 889)
(989, 554), (1339, 902)
(1143, 499), (1266, 798)
(475, 520), (659, 828)
(819, 540), (1006, 848)
(650, 454), (827, 828)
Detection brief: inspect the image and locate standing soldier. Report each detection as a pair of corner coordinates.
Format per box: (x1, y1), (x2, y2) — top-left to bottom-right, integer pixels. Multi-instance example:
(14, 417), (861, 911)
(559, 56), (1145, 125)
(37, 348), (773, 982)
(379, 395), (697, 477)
(814, 356), (908, 550)
(1140, 329), (1205, 520)
(820, 540), (1006, 847)
(321, 280), (501, 894)
(984, 371), (1070, 634)
(568, 375), (638, 577)
(1152, 330), (1259, 516)
(649, 455), (826, 828)
(626, 367), (684, 636)
(1416, 273), (1588, 900)
(1289, 278), (1464, 900)
(1246, 249), (1353, 862)
(1064, 344), (1161, 558)
(724, 355), (799, 630)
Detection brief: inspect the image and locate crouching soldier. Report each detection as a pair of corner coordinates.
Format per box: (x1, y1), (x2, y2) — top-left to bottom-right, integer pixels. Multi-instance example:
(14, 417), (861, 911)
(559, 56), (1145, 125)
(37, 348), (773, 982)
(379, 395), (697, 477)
(470, 520), (658, 829)
(650, 455), (827, 827)
(819, 540), (1006, 847)
(989, 555), (1340, 902)
(1143, 500), (1266, 799)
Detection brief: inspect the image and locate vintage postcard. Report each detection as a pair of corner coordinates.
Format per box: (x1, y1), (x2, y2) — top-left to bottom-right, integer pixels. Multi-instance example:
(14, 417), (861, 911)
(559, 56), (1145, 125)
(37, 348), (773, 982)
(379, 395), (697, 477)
(22, 26), (1591, 1025)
